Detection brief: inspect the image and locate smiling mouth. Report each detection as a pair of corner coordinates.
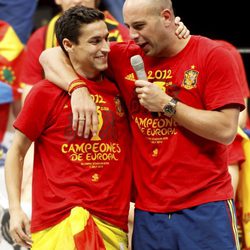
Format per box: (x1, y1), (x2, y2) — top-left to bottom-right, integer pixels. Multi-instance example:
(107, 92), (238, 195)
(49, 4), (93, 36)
(95, 56), (108, 63)
(96, 55), (106, 59)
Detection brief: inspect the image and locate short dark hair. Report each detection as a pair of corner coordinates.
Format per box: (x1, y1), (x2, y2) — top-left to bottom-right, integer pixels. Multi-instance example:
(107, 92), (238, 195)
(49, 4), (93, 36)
(55, 5), (105, 55)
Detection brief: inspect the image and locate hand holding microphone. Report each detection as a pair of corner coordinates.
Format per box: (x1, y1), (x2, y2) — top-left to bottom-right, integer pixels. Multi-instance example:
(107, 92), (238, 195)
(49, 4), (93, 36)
(130, 55), (148, 81)
(130, 55), (158, 117)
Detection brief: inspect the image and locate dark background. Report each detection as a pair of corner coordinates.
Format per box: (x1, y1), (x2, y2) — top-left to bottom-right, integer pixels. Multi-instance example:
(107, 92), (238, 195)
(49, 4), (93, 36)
(173, 0), (250, 86)
(174, 0), (249, 47)
(173, 0), (250, 114)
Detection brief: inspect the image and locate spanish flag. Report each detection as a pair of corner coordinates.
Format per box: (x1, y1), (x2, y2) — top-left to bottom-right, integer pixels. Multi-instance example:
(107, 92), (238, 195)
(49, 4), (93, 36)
(237, 128), (250, 249)
(32, 207), (106, 250)
(0, 20), (24, 141)
(0, 20), (24, 101)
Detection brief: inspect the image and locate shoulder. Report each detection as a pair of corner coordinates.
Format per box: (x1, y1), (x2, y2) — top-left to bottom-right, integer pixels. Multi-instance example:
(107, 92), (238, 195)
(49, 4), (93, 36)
(110, 41), (141, 59)
(191, 35), (224, 51)
(27, 80), (65, 102)
(191, 36), (234, 63)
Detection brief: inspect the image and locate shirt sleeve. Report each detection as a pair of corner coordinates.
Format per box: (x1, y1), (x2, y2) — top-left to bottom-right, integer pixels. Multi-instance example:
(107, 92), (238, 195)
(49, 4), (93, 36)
(14, 80), (55, 141)
(202, 46), (245, 111)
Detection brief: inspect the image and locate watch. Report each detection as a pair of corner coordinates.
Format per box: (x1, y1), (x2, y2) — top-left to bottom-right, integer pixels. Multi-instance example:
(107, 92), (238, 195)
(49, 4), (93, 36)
(162, 98), (178, 117)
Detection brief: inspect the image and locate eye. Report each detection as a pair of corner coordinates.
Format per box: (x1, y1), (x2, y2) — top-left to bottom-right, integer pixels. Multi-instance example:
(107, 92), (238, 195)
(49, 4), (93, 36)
(90, 38), (102, 45)
(133, 23), (145, 30)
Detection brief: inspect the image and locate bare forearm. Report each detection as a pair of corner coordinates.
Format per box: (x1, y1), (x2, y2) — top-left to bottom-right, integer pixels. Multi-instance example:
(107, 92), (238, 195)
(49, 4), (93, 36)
(135, 80), (240, 144)
(173, 102), (239, 144)
(5, 131), (32, 210)
(39, 47), (77, 90)
(5, 146), (25, 210)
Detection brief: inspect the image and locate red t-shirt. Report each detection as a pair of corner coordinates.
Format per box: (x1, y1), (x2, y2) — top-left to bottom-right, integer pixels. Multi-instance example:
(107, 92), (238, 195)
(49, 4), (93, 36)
(215, 40), (249, 98)
(108, 36), (245, 212)
(14, 77), (132, 233)
(20, 26), (46, 85)
(215, 40), (249, 165)
(0, 104), (10, 141)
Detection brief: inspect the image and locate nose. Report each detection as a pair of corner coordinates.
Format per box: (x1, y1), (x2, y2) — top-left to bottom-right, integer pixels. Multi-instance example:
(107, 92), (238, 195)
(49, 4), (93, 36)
(129, 27), (139, 41)
(101, 39), (110, 53)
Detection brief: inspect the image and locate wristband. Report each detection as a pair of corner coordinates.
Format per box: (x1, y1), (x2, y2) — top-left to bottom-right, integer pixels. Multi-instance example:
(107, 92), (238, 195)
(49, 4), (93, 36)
(68, 79), (87, 95)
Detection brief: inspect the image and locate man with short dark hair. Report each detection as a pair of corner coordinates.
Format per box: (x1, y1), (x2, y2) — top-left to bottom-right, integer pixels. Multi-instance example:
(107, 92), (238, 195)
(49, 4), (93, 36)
(5, 6), (132, 249)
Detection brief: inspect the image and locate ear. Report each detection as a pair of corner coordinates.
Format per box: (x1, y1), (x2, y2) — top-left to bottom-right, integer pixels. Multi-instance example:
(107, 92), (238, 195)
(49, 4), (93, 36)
(63, 38), (74, 53)
(160, 8), (172, 26)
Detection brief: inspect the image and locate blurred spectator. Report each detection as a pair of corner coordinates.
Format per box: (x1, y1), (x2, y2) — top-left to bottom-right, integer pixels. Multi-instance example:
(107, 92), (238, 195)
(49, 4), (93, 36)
(215, 40), (250, 250)
(0, 0), (38, 44)
(215, 40), (249, 194)
(100, 0), (124, 23)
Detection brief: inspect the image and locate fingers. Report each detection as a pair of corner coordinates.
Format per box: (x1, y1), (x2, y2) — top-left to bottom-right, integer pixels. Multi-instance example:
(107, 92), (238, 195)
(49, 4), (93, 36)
(175, 23), (190, 39)
(174, 16), (181, 25)
(8, 209), (32, 248)
(84, 113), (91, 138)
(72, 109), (86, 136)
(71, 87), (98, 138)
(23, 217), (31, 240)
(134, 79), (149, 88)
(175, 22), (190, 39)
(90, 112), (98, 138)
(11, 227), (32, 248)
(77, 116), (86, 137)
(72, 110), (79, 131)
(81, 111), (98, 139)
(174, 16), (190, 39)
(72, 111), (98, 138)
(137, 92), (146, 100)
(135, 80), (152, 95)
(72, 113), (94, 138)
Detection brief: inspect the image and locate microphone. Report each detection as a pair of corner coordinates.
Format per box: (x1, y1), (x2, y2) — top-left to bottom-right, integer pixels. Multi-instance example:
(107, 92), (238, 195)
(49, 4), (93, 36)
(130, 55), (158, 117)
(130, 55), (148, 81)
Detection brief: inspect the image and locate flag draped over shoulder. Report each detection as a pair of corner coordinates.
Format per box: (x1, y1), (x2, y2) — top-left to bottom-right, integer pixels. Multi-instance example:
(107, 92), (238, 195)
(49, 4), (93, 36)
(0, 20), (24, 102)
(237, 128), (250, 249)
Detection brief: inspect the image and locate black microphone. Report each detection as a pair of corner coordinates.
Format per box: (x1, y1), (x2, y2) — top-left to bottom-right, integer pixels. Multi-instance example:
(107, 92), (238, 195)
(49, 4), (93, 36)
(130, 55), (158, 117)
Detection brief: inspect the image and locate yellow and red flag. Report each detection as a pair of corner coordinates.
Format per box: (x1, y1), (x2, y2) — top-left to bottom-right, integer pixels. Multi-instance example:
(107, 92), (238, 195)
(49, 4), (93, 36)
(237, 128), (250, 249)
(0, 20), (24, 101)
(32, 207), (106, 250)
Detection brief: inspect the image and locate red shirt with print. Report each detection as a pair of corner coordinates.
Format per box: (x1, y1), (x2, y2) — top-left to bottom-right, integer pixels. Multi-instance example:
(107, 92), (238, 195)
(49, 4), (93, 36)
(107, 36), (245, 212)
(14, 77), (132, 232)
